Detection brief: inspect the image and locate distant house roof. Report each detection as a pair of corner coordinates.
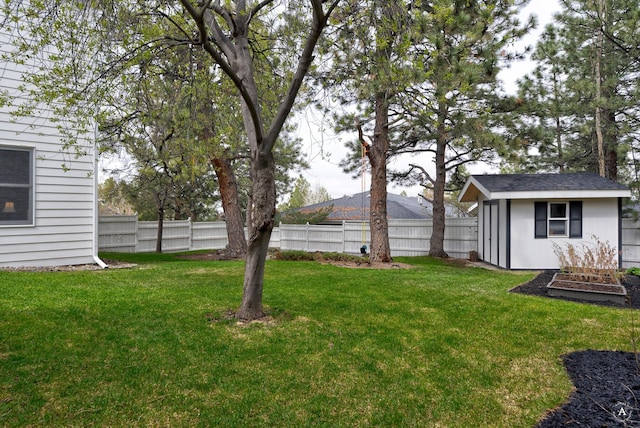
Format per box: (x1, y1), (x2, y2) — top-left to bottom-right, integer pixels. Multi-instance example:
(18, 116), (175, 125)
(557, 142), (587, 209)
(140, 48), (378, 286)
(459, 173), (630, 202)
(295, 191), (465, 223)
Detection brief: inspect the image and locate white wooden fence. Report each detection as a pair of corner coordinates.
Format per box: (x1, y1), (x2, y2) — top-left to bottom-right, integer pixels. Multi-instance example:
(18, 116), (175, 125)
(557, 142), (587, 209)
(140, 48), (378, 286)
(98, 216), (476, 258)
(622, 219), (640, 268)
(98, 216), (640, 266)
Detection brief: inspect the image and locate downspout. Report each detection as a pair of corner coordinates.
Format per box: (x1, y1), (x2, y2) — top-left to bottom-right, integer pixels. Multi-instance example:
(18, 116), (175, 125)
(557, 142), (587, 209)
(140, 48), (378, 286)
(506, 199), (511, 270)
(92, 122), (108, 269)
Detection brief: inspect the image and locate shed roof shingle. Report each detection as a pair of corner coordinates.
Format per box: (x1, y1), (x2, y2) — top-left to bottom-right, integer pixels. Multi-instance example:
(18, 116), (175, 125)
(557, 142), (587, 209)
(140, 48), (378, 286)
(459, 172), (631, 202)
(472, 173), (628, 192)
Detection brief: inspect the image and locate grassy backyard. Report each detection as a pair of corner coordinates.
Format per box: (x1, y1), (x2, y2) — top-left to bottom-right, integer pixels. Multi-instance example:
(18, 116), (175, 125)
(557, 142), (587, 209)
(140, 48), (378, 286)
(0, 254), (635, 427)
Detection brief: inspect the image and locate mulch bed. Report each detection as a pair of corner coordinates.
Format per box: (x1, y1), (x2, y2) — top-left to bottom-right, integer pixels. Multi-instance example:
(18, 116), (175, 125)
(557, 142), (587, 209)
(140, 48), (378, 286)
(511, 271), (640, 309)
(513, 272), (640, 427)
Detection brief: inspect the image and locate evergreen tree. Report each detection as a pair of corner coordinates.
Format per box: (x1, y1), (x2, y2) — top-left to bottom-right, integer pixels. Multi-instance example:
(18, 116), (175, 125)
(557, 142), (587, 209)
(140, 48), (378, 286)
(318, 0), (421, 263)
(394, 0), (533, 257)
(510, 0), (640, 191)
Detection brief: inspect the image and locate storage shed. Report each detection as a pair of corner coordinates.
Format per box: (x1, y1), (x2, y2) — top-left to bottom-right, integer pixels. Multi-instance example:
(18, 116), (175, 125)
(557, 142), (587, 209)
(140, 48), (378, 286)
(459, 173), (631, 270)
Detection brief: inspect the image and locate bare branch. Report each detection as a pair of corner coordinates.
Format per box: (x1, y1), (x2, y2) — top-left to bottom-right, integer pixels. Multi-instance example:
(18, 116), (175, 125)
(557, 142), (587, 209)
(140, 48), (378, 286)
(204, 3), (235, 56)
(179, 0), (264, 145)
(407, 163), (435, 186)
(249, 0), (276, 24)
(263, 0), (340, 153)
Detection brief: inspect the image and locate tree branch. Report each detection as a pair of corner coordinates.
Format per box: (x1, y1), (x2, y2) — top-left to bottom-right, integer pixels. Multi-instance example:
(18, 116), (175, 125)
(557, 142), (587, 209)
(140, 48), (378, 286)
(179, 0), (264, 146)
(356, 118), (371, 156)
(407, 163), (435, 187)
(249, 0), (276, 24)
(263, 0), (340, 154)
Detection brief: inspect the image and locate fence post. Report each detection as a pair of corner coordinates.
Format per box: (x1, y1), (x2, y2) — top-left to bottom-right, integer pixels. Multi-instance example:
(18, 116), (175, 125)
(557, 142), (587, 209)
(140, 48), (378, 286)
(306, 222), (310, 252)
(134, 216), (139, 253)
(342, 220), (346, 253)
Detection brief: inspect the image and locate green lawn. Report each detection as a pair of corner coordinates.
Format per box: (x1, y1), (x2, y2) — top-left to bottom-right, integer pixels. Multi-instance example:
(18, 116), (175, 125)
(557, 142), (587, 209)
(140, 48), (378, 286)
(0, 254), (634, 427)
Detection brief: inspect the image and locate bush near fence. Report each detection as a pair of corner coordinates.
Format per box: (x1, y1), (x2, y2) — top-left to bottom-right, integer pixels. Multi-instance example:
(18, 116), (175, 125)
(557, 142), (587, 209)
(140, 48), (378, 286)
(98, 216), (640, 267)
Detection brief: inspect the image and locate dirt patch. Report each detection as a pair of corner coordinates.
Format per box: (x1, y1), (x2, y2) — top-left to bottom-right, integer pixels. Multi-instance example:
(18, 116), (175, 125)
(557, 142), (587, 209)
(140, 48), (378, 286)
(178, 249), (244, 261)
(0, 259), (136, 272)
(319, 260), (413, 269)
(180, 250), (415, 269)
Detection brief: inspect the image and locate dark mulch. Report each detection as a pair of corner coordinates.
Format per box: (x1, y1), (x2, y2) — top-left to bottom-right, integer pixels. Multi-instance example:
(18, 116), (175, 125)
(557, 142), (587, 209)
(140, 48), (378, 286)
(513, 272), (640, 427)
(177, 249), (244, 261)
(536, 350), (640, 427)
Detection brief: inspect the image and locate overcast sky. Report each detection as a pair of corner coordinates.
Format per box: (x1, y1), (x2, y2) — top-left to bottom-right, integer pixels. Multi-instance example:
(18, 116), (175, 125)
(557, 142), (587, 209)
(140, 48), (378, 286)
(296, 0), (562, 201)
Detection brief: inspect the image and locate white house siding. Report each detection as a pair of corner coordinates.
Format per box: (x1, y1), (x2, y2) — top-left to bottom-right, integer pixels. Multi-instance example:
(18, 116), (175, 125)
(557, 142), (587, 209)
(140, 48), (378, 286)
(0, 31), (97, 267)
(509, 198), (620, 270)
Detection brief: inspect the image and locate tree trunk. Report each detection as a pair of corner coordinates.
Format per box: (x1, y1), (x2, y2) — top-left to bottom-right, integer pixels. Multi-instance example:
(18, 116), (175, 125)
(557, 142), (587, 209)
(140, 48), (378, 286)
(552, 70), (565, 173)
(237, 151), (276, 321)
(594, 0), (606, 177)
(368, 91), (392, 263)
(212, 156), (247, 257)
(234, 16), (272, 320)
(430, 108), (448, 258)
(605, 110), (617, 181)
(156, 206), (164, 253)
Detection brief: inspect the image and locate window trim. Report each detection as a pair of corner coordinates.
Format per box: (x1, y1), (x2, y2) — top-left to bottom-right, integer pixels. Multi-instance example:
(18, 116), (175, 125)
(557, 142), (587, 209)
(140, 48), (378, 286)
(534, 201), (582, 239)
(548, 202), (569, 237)
(0, 145), (35, 227)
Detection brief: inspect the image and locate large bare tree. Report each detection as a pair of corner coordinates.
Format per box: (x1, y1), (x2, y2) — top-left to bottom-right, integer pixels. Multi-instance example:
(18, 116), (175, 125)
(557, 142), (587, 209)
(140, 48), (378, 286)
(179, 1), (339, 319)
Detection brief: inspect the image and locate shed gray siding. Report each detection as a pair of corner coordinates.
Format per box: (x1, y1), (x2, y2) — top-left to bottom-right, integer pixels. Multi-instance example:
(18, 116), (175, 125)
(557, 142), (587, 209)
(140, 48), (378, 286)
(0, 30), (96, 267)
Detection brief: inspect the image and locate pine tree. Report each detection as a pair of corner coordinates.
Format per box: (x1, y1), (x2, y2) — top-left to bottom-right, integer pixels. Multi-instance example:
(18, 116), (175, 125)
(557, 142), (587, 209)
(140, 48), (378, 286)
(396, 0), (533, 257)
(511, 0), (640, 187)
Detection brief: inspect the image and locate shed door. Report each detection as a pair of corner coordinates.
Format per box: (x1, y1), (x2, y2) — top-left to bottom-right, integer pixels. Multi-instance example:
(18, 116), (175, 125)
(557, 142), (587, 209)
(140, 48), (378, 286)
(483, 201), (499, 265)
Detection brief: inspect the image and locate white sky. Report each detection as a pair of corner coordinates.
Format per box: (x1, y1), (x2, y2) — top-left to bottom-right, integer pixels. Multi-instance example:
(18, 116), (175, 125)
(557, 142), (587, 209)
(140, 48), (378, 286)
(296, 0), (562, 200)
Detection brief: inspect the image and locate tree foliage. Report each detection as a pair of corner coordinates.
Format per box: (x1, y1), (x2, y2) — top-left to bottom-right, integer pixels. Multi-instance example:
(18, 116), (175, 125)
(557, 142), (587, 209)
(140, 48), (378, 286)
(508, 0), (640, 195)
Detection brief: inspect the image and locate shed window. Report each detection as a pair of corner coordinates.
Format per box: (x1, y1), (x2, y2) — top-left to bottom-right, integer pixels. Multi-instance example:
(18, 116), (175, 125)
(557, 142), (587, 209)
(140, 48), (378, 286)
(548, 203), (568, 236)
(0, 147), (34, 226)
(534, 201), (582, 239)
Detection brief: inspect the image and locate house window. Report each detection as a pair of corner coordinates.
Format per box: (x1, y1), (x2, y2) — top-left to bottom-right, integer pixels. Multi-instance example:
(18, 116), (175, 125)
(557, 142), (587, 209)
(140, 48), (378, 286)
(0, 147), (34, 226)
(534, 201), (582, 239)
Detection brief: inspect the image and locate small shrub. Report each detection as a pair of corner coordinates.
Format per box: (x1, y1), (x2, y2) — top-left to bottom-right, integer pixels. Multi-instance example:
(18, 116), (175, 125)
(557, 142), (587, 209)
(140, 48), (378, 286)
(627, 267), (640, 277)
(271, 250), (368, 263)
(270, 250), (316, 261)
(319, 252), (368, 263)
(552, 236), (620, 283)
